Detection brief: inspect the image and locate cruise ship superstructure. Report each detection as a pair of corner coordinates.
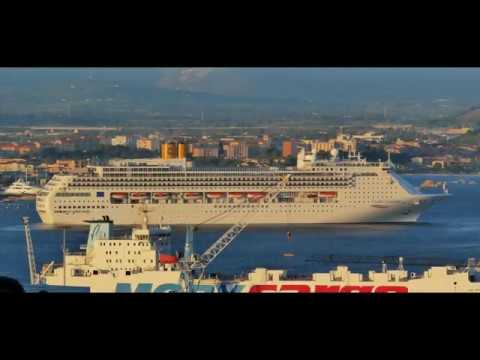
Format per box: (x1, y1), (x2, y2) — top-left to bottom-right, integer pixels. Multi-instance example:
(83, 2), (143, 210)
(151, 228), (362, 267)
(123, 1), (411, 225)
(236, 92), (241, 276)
(36, 149), (448, 226)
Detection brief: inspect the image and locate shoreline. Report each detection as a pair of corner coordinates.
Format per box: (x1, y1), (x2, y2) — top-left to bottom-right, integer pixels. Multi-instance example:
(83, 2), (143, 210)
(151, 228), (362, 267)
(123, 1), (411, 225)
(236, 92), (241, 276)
(401, 173), (480, 177)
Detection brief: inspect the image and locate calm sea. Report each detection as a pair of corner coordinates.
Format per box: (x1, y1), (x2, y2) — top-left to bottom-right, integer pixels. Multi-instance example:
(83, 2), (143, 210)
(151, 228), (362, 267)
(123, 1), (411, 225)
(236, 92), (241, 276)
(1, 174), (479, 288)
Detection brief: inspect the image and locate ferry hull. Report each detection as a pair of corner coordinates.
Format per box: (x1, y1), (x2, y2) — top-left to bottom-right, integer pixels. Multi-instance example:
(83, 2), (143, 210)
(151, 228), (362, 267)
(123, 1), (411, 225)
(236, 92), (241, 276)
(37, 266), (480, 293)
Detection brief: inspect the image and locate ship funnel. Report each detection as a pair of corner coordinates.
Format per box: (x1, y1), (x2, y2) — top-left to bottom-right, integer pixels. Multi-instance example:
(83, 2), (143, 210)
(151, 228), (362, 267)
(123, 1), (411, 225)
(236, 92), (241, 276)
(87, 217), (113, 250)
(467, 257), (476, 270)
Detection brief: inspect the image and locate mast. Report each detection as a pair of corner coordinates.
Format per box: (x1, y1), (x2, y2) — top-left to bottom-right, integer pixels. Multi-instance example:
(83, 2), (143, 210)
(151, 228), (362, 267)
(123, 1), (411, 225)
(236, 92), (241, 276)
(63, 227), (66, 286)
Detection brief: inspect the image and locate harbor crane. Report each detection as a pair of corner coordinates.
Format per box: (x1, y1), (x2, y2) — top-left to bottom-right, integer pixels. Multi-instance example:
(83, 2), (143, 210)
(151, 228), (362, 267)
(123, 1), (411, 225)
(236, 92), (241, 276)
(22, 216), (39, 285)
(22, 216), (56, 286)
(179, 174), (292, 292)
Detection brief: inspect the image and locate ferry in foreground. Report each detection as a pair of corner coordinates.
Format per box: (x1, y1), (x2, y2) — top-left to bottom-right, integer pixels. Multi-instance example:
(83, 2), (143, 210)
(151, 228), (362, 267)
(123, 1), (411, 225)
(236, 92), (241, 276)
(26, 217), (480, 293)
(36, 149), (449, 226)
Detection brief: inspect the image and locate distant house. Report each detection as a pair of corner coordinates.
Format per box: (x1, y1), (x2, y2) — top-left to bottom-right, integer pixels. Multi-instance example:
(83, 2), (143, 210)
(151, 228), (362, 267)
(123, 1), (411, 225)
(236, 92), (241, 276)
(0, 159), (27, 172)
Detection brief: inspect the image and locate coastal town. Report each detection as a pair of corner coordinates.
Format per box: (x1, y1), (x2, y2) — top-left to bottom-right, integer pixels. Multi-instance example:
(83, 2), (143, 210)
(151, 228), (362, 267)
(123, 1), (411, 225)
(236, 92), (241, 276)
(0, 123), (478, 188)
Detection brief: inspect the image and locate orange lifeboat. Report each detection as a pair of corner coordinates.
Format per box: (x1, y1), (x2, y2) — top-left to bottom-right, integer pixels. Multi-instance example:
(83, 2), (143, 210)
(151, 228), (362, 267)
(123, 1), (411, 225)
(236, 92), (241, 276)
(153, 192), (169, 200)
(206, 192), (226, 199)
(319, 191), (337, 198)
(229, 192), (245, 199)
(184, 192), (202, 199)
(130, 192), (149, 199)
(247, 192), (267, 200)
(111, 192), (128, 200)
(159, 253), (178, 264)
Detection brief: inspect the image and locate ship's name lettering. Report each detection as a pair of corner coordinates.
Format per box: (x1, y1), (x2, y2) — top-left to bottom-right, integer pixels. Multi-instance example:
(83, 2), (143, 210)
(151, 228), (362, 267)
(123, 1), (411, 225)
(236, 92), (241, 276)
(115, 283), (408, 293)
(249, 284), (409, 293)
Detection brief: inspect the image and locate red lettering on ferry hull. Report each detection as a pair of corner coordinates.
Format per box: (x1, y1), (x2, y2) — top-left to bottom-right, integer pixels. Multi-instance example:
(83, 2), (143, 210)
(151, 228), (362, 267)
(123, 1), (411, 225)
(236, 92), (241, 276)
(314, 285), (341, 293)
(279, 285), (311, 293)
(248, 284), (410, 293)
(340, 286), (375, 293)
(374, 286), (408, 293)
(249, 285), (277, 293)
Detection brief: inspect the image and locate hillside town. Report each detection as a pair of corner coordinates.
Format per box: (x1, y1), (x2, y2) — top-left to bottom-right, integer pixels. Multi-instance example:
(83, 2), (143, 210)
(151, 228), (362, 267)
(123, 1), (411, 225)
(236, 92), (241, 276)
(0, 124), (478, 187)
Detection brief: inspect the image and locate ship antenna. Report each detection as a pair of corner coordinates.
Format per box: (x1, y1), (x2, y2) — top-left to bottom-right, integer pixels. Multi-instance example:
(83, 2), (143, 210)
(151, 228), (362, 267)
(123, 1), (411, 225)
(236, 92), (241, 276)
(398, 256), (404, 271)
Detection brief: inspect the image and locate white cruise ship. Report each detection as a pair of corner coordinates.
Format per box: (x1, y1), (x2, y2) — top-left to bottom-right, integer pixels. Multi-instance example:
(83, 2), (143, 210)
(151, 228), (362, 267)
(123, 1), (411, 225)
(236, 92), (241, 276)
(36, 149), (448, 226)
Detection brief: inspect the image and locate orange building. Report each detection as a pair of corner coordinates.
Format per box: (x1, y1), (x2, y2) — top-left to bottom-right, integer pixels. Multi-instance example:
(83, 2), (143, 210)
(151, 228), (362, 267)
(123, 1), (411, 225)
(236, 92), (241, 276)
(161, 142), (178, 160)
(282, 140), (297, 158)
(177, 142), (186, 159)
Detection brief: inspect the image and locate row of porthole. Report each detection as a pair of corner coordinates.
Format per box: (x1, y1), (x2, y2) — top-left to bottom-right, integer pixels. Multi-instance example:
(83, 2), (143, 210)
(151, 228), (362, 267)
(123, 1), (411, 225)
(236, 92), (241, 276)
(100, 242), (148, 247)
(106, 259), (153, 264)
(105, 251), (142, 255)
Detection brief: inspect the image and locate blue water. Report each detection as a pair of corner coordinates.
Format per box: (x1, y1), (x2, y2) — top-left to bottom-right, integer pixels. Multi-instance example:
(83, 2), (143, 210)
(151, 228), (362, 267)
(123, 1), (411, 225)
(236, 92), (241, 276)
(2, 175), (480, 287)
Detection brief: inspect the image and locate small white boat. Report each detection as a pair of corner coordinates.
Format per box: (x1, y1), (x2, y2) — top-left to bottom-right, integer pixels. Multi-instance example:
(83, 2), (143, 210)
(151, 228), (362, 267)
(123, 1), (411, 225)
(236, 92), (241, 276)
(1, 178), (41, 196)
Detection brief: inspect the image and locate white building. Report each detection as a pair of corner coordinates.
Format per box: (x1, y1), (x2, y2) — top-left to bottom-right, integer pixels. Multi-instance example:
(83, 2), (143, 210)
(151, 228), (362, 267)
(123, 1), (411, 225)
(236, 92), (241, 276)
(111, 135), (130, 147)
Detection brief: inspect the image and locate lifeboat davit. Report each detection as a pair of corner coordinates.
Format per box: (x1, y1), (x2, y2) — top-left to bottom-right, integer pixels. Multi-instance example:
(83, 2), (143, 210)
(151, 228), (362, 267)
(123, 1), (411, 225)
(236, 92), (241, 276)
(247, 192), (267, 200)
(207, 192), (226, 199)
(319, 191), (337, 198)
(159, 253), (178, 264)
(111, 192), (128, 200)
(229, 192), (245, 199)
(184, 192), (202, 199)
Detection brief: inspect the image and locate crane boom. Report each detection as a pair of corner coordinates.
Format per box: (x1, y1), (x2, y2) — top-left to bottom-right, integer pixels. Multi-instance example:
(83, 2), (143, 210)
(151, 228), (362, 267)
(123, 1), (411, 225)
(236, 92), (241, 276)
(22, 216), (38, 285)
(191, 174), (292, 270)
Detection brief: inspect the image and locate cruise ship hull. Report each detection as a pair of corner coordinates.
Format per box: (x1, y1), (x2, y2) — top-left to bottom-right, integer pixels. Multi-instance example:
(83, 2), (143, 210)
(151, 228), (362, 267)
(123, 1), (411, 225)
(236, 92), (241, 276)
(38, 195), (440, 226)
